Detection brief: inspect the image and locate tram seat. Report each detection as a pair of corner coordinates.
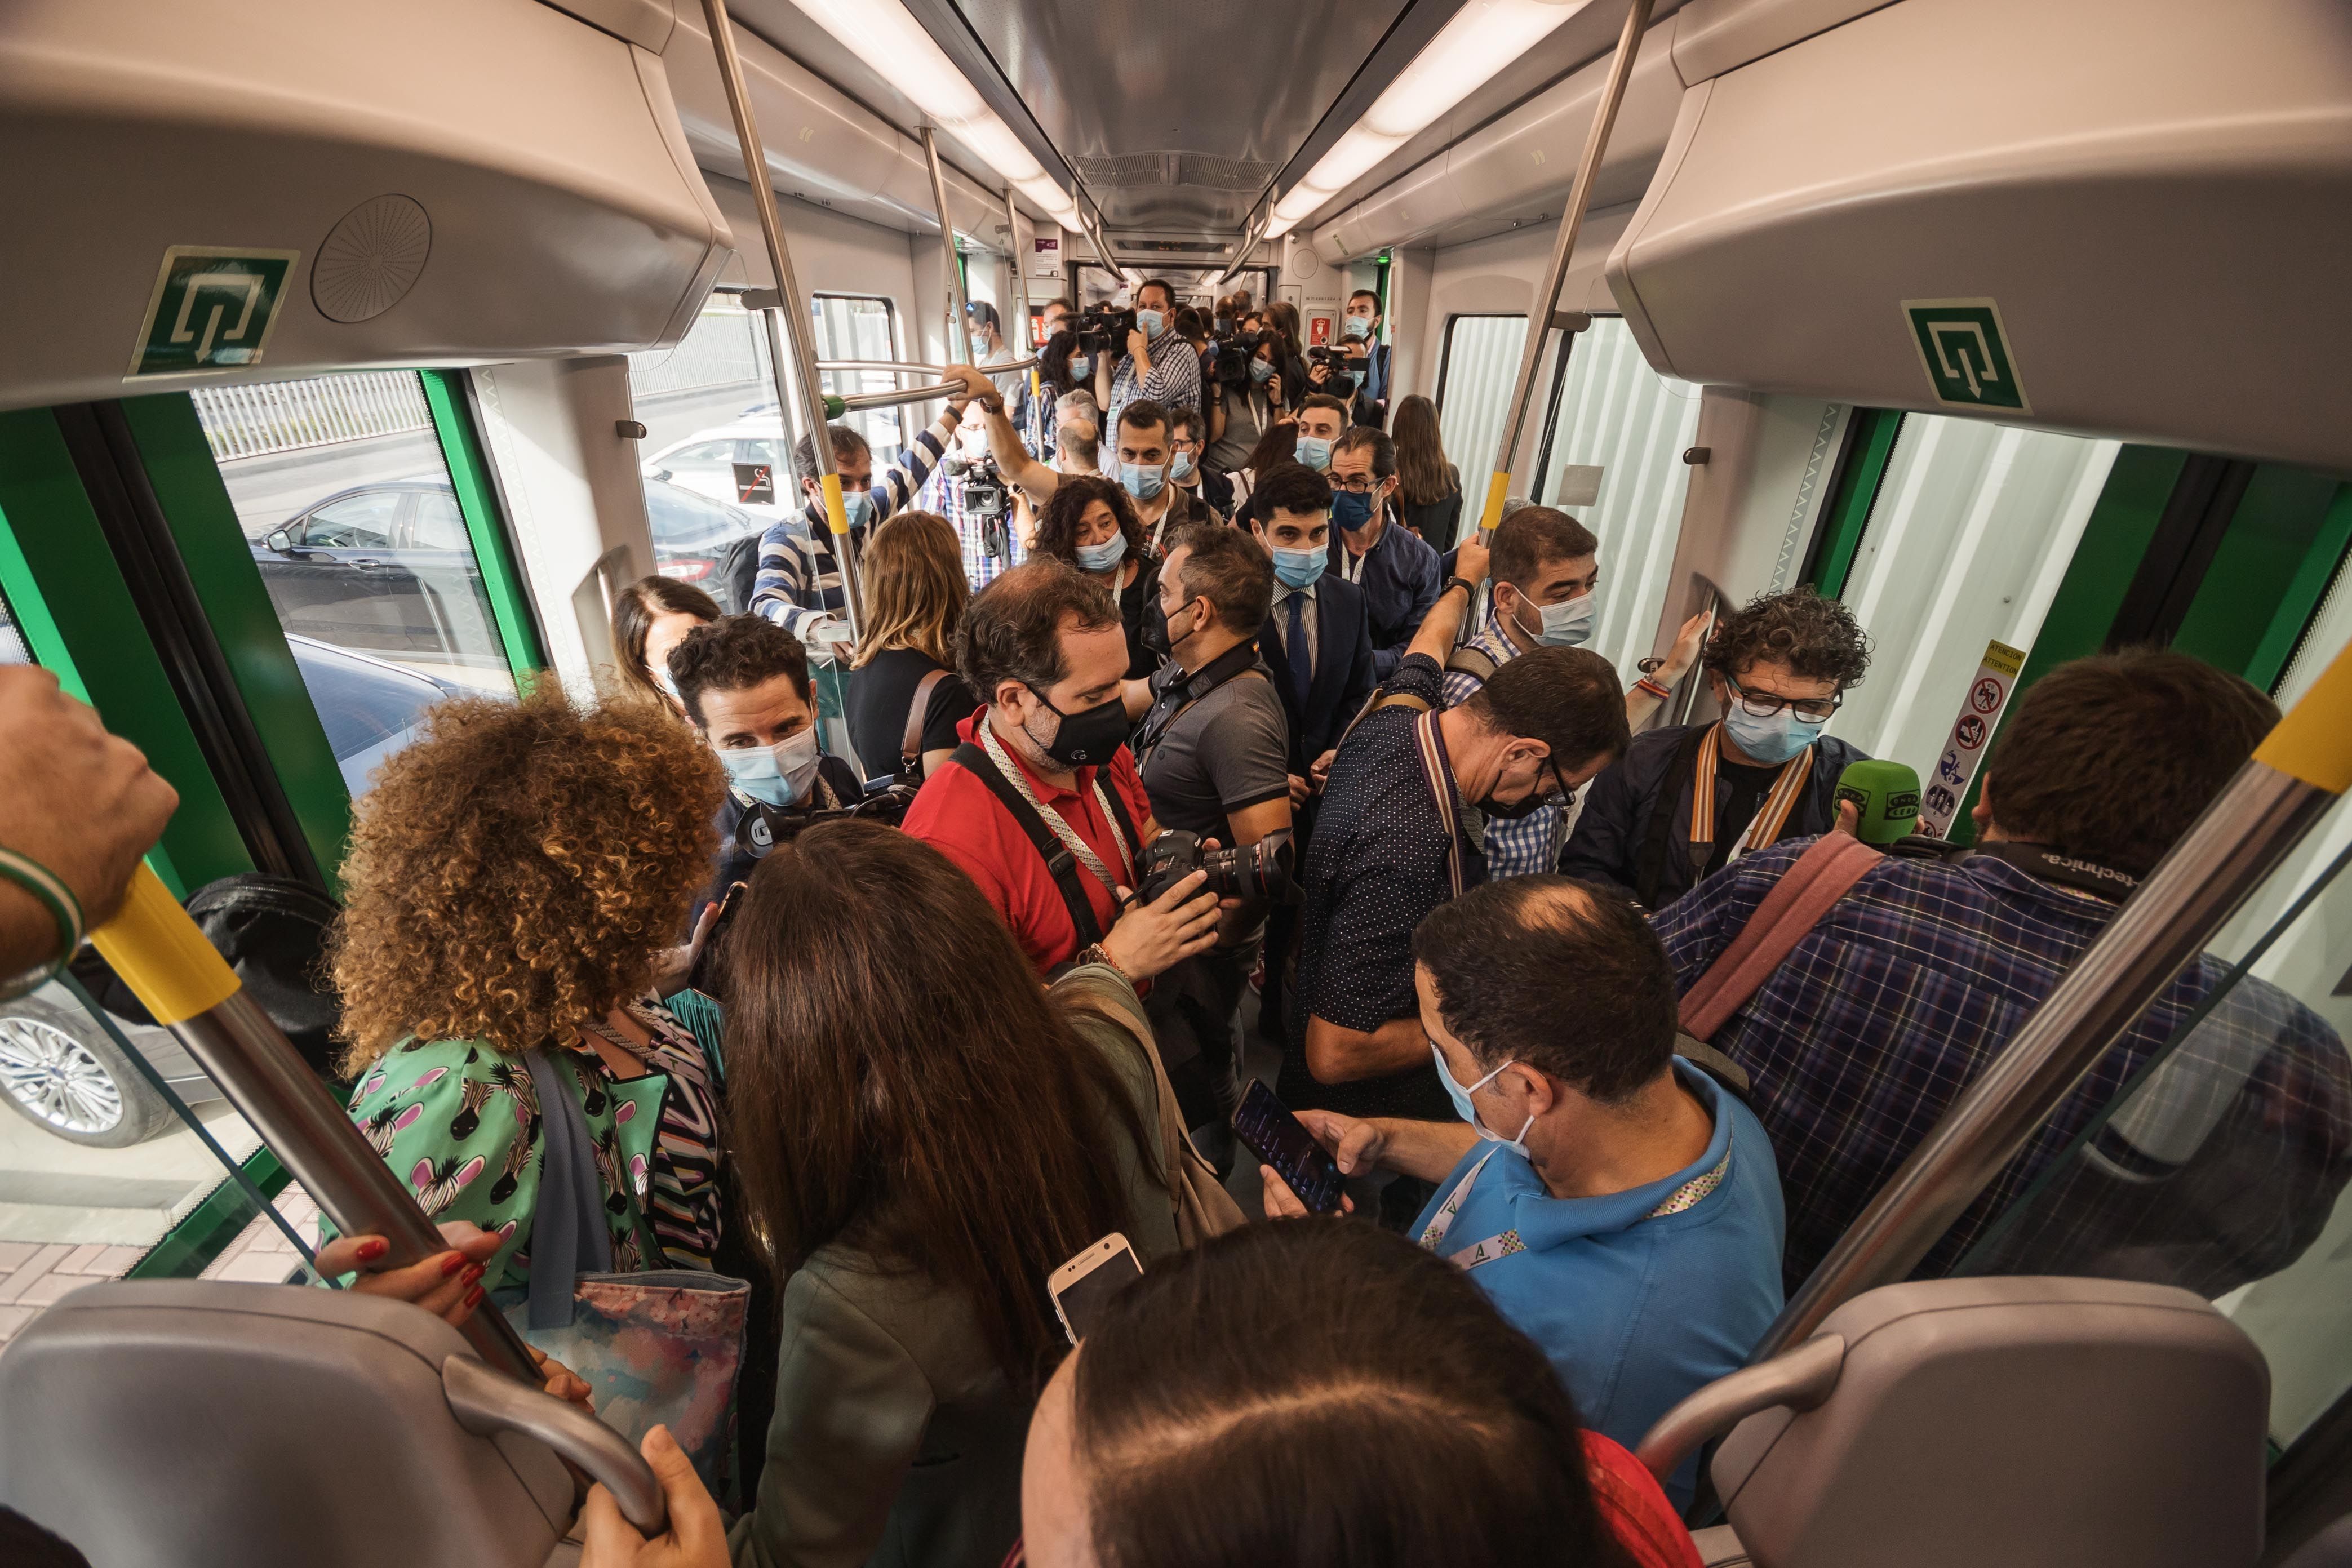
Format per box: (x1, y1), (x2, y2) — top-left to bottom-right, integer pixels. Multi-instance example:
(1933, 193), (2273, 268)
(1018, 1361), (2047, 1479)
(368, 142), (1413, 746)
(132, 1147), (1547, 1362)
(0, 1278), (644, 1568)
(1641, 1276), (2270, 1568)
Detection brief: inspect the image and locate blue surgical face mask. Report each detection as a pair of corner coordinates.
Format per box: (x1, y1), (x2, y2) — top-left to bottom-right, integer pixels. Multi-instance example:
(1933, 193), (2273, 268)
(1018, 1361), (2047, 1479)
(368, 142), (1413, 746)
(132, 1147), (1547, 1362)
(836, 489), (873, 528)
(1432, 1041), (1533, 1158)
(1271, 545), (1325, 589)
(1170, 451), (1197, 483)
(1330, 490), (1374, 531)
(719, 727), (822, 807)
(1720, 701), (1829, 767)
(1294, 436), (1333, 472)
(1136, 308), (1165, 340)
(1248, 357), (1275, 384)
(1069, 354), (1091, 381)
(1510, 587), (1596, 648)
(1074, 530), (1128, 574)
(1343, 314), (1373, 341)
(1119, 461), (1166, 502)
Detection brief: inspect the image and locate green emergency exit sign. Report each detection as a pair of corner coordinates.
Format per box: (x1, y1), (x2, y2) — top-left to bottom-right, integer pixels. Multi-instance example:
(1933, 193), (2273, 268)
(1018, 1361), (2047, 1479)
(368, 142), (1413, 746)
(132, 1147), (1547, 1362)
(128, 247), (300, 377)
(1903, 297), (2030, 414)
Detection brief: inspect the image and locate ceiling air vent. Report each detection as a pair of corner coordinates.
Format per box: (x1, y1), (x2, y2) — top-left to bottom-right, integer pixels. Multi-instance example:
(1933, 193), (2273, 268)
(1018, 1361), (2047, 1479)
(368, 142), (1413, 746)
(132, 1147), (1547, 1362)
(311, 194), (432, 323)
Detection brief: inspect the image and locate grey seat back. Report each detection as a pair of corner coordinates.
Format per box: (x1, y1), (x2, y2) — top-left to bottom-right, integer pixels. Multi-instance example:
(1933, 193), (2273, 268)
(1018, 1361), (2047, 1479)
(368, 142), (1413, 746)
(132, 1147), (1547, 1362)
(1712, 1276), (2269, 1568)
(0, 1278), (576, 1568)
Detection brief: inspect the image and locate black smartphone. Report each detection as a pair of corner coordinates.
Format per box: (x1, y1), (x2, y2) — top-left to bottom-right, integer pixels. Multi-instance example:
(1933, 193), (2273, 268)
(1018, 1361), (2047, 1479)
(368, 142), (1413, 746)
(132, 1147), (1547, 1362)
(1232, 1080), (1346, 1214)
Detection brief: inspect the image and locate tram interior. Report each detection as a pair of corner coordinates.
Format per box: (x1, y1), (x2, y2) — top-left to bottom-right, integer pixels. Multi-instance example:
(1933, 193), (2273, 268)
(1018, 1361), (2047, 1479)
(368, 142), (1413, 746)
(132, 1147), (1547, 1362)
(2, 0), (2351, 1563)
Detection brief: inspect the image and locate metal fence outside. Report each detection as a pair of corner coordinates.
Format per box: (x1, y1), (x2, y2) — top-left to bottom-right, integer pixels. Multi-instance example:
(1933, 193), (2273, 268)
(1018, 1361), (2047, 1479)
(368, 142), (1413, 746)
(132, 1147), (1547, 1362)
(191, 372), (436, 463)
(629, 306), (770, 400)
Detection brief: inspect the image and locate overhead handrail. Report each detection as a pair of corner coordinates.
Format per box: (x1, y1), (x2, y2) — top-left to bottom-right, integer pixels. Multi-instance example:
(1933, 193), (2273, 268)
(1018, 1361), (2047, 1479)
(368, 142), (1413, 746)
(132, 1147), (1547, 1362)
(1215, 201), (1268, 288)
(1750, 635), (2352, 1360)
(832, 361), (1036, 412)
(700, 0), (865, 638)
(1004, 182), (1041, 412)
(920, 127), (976, 371)
(1468, 0), (1652, 544)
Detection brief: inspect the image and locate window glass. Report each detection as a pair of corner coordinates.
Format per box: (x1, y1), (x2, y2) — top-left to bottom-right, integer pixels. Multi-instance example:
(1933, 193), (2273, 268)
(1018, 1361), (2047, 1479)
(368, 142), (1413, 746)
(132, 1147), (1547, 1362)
(628, 294), (780, 614)
(811, 294), (907, 469)
(1435, 314), (1530, 502)
(1832, 417), (2122, 769)
(1533, 317), (1705, 682)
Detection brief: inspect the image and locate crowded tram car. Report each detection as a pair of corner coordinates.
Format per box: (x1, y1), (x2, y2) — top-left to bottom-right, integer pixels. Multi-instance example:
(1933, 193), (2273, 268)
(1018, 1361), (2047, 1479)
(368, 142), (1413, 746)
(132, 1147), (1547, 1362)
(3, 0), (2352, 1563)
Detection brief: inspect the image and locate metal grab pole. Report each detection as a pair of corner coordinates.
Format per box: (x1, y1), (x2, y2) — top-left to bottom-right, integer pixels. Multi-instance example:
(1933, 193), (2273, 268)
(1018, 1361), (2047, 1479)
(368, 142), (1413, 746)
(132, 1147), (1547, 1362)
(835, 363), (1035, 412)
(920, 127), (975, 370)
(1004, 185), (1040, 418)
(1749, 636), (2352, 1361)
(815, 357), (1040, 377)
(700, 0), (863, 640)
(1216, 203), (1267, 288)
(1472, 0), (1653, 542)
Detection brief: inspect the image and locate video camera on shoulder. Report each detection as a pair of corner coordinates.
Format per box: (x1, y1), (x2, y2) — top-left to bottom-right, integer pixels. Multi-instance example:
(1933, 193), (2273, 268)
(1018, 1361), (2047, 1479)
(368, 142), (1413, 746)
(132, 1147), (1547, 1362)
(1130, 829), (1300, 908)
(1074, 306), (1138, 354)
(1305, 344), (1357, 400)
(1211, 331), (1266, 390)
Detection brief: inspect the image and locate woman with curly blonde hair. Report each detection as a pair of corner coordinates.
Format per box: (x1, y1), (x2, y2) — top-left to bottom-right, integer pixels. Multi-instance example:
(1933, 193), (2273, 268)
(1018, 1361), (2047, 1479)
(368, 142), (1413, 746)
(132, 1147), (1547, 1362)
(330, 687), (728, 1292)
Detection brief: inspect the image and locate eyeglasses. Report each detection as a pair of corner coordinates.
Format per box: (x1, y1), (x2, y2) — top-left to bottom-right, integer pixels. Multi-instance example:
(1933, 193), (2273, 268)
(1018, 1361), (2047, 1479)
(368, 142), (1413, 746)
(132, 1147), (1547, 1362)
(1332, 474), (1379, 494)
(1723, 673), (1841, 722)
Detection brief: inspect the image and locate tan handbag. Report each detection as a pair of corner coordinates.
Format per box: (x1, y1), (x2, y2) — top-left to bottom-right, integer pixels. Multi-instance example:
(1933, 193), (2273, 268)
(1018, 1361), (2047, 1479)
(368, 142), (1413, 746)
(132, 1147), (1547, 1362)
(1056, 967), (1247, 1245)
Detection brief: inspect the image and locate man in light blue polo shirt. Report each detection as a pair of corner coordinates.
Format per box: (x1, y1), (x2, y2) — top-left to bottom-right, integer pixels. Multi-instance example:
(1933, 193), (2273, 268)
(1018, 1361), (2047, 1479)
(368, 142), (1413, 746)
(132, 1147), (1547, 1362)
(1262, 873), (1786, 1508)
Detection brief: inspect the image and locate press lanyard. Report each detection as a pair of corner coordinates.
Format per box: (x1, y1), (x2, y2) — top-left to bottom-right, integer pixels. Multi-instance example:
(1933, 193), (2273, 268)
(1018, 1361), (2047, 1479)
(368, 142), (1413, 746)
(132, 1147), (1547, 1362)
(1341, 536), (1369, 584)
(979, 719), (1136, 895)
(1415, 709), (1467, 898)
(1692, 724), (1812, 865)
(1419, 1144), (1736, 1273)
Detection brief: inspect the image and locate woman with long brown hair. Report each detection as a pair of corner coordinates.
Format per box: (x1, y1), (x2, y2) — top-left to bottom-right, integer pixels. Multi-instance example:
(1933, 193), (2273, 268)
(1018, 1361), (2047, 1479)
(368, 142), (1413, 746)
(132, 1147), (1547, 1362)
(611, 575), (720, 717)
(1391, 393), (1465, 550)
(719, 820), (1186, 1568)
(844, 510), (979, 781)
(1031, 474), (1160, 679)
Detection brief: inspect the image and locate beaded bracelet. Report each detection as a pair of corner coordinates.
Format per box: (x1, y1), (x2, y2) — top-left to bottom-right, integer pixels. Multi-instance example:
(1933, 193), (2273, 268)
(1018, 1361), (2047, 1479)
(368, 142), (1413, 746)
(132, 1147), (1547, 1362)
(1634, 676), (1672, 701)
(0, 847), (84, 1002)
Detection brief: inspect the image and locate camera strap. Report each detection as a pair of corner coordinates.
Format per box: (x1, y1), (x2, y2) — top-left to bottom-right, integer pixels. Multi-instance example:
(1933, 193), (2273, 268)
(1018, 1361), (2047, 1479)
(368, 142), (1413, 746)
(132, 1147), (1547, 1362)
(1133, 639), (1264, 763)
(958, 722), (1142, 948)
(1960, 838), (2140, 903)
(899, 668), (949, 779)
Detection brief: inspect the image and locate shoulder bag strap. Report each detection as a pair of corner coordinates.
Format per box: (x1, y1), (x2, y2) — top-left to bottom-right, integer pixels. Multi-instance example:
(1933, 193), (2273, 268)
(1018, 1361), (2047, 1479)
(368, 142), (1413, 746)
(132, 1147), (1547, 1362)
(900, 668), (949, 777)
(1634, 727), (1712, 910)
(1444, 645), (1497, 685)
(949, 741), (1106, 948)
(1678, 833), (1883, 1043)
(522, 1049), (613, 1330)
(1414, 710), (1466, 899)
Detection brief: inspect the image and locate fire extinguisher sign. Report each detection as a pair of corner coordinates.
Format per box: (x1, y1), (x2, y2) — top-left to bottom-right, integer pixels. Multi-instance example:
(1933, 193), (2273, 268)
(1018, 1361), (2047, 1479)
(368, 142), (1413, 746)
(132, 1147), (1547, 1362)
(1916, 638), (2026, 838)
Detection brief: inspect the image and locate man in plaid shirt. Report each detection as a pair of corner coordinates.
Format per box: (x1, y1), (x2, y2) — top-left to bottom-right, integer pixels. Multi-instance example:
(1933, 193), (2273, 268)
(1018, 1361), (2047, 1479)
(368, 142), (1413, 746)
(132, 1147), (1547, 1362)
(1443, 506), (1710, 877)
(1100, 277), (1200, 437)
(1653, 649), (2352, 1298)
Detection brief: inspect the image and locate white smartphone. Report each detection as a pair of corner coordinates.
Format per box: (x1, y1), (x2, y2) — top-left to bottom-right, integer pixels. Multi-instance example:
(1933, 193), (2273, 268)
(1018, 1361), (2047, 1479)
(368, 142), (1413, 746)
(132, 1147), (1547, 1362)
(1048, 1232), (1143, 1345)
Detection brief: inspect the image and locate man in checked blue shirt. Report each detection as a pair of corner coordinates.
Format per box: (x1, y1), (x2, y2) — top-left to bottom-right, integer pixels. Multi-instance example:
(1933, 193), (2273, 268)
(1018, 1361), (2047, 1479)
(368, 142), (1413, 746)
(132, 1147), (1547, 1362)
(1264, 874), (1784, 1511)
(749, 365), (991, 648)
(1443, 505), (1713, 878)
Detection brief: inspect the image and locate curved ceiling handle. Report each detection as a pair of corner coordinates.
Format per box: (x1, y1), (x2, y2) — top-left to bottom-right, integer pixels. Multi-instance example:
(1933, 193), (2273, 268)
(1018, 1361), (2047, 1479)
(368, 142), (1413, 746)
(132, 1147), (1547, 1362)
(442, 1353), (667, 1535)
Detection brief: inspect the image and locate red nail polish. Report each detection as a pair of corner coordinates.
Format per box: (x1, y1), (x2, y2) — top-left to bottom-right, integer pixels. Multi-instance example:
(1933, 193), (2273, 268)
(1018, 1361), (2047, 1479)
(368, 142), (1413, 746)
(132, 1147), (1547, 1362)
(461, 1263), (485, 1285)
(440, 1253), (465, 1277)
(464, 1284), (484, 1308)
(356, 1238), (388, 1262)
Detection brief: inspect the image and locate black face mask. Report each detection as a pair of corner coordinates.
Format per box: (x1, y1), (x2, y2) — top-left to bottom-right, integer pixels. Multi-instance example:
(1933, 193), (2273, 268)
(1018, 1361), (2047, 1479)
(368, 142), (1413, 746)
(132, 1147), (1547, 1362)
(1026, 685), (1131, 769)
(1476, 758), (1561, 820)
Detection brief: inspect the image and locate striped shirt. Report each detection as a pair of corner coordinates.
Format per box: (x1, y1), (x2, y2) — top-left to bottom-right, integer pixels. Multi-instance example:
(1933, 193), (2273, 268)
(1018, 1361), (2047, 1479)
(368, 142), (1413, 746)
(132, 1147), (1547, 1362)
(1108, 337), (1201, 434)
(1441, 611), (1571, 879)
(749, 410), (958, 638)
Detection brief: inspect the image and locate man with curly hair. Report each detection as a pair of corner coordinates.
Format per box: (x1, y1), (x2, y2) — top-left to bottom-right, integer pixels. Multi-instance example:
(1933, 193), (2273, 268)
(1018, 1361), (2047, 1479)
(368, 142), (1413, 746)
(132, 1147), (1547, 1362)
(1560, 587), (1873, 909)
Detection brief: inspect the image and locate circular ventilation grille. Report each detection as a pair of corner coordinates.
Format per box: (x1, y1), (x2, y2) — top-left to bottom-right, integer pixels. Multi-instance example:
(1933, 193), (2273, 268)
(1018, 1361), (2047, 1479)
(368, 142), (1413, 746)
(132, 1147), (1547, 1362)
(311, 194), (431, 322)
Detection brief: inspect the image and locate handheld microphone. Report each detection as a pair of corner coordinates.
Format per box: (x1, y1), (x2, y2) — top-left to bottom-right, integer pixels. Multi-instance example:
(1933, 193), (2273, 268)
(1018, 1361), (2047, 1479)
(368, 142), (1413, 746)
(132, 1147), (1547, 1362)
(1834, 759), (1923, 846)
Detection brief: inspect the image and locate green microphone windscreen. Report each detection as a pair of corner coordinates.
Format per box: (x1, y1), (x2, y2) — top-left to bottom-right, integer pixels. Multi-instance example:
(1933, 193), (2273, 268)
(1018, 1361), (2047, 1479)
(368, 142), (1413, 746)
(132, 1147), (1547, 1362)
(1835, 759), (1922, 846)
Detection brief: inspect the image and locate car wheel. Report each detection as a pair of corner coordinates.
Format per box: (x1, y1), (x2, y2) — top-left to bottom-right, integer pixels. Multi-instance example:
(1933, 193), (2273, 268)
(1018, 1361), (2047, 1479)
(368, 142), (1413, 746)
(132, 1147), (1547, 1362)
(0, 994), (180, 1148)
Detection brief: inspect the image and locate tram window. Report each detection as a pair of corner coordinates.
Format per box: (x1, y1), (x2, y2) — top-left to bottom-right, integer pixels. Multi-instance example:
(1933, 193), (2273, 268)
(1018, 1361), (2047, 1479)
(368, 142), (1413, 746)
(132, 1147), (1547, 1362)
(1435, 313), (1530, 500)
(812, 293), (908, 469)
(628, 294), (786, 611)
(194, 372), (514, 704)
(1532, 316), (1704, 685)
(1830, 417), (2122, 770)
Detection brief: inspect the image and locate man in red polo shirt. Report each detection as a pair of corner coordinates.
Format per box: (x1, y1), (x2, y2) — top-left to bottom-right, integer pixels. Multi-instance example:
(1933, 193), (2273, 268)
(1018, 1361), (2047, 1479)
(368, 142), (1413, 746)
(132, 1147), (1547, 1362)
(904, 559), (1222, 981)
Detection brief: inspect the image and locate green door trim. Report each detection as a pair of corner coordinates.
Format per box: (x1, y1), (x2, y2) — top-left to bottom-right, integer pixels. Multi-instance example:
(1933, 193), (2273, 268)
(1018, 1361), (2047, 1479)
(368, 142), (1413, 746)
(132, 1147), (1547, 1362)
(420, 369), (548, 686)
(126, 1147), (293, 1281)
(2248, 483), (2352, 693)
(119, 393), (353, 892)
(0, 408), (252, 895)
(1804, 408), (1904, 598)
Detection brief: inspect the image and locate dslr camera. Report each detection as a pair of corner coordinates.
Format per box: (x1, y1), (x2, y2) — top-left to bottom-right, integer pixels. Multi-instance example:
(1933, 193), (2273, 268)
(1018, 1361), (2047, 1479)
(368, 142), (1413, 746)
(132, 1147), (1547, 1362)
(1131, 829), (1301, 907)
(945, 450), (1011, 559)
(1073, 306), (1138, 355)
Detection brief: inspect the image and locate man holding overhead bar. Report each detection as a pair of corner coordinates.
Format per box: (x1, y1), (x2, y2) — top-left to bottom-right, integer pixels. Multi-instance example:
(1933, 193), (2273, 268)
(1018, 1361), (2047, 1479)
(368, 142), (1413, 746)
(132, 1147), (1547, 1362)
(749, 363), (993, 648)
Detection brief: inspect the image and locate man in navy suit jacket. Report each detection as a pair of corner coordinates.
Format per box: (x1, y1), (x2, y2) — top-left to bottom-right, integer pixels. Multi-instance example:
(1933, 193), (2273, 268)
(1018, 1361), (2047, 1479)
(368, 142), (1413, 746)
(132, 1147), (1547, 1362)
(1250, 462), (1375, 1038)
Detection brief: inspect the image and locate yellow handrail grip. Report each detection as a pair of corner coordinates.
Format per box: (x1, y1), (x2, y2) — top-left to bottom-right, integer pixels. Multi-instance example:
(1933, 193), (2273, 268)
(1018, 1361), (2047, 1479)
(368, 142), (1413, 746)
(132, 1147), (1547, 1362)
(2255, 636), (2352, 794)
(1476, 470), (1512, 539)
(820, 472), (852, 537)
(88, 863), (239, 1025)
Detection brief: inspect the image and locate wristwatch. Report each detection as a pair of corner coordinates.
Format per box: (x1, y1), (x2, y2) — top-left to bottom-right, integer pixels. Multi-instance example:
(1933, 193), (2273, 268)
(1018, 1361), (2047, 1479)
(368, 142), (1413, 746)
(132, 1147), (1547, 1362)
(1443, 575), (1479, 601)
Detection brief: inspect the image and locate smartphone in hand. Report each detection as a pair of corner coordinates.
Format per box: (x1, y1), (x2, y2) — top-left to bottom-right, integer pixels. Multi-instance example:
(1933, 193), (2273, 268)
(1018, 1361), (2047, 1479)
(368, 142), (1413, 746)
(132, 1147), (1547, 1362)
(1232, 1080), (1346, 1215)
(1049, 1233), (1143, 1345)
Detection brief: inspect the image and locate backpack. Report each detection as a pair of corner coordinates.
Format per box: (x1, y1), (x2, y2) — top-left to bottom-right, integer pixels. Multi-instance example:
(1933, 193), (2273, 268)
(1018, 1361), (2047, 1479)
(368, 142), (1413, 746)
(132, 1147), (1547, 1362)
(716, 533), (762, 616)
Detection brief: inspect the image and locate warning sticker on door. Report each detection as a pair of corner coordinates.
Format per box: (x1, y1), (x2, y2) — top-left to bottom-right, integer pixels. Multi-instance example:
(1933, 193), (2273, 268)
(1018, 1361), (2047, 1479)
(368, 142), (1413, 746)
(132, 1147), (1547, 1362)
(1917, 638), (2026, 838)
(129, 247), (300, 377)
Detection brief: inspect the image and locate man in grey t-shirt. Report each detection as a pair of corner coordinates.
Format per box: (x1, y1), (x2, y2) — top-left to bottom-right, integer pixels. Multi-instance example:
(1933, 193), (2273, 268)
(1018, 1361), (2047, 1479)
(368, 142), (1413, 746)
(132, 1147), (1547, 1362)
(1129, 523), (1295, 1154)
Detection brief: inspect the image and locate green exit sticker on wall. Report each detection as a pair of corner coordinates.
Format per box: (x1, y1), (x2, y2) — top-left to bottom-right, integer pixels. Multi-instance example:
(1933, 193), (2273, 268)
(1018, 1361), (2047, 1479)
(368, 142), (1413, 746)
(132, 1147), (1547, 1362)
(128, 247), (300, 377)
(1903, 297), (2029, 414)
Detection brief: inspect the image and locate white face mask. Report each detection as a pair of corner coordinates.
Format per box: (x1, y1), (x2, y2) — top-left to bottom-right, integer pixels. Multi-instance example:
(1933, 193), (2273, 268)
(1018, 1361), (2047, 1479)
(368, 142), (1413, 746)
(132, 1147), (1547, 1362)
(718, 727), (823, 807)
(1509, 587), (1597, 648)
(1432, 1041), (1534, 1158)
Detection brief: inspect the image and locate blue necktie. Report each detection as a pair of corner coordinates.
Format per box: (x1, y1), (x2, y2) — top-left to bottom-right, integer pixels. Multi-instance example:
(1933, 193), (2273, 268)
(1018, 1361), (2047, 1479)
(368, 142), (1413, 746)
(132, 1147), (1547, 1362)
(1285, 592), (1312, 713)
